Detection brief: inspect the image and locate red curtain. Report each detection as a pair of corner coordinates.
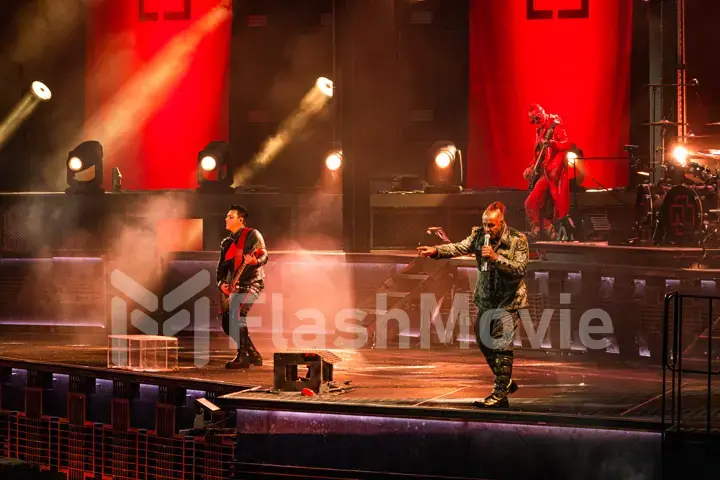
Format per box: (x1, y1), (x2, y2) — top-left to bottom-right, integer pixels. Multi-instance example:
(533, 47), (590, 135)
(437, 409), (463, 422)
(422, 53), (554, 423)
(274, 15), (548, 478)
(468, 0), (633, 190)
(85, 0), (231, 190)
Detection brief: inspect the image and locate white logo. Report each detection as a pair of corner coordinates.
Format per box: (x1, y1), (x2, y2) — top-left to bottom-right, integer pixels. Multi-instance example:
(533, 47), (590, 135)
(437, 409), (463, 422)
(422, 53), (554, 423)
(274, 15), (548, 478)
(110, 269), (211, 367)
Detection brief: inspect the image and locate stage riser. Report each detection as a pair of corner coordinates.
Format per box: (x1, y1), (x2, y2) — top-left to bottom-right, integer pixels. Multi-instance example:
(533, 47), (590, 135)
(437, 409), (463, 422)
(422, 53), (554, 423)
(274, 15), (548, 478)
(232, 408), (661, 480)
(0, 191), (635, 255)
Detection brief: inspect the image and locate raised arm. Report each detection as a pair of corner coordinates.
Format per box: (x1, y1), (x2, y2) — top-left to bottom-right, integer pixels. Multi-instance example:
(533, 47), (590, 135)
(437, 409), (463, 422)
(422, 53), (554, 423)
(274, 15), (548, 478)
(433, 228), (480, 259)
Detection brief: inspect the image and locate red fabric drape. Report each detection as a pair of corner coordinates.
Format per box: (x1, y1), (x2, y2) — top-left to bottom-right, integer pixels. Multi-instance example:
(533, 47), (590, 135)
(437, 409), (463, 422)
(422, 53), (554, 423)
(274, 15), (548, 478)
(468, 0), (633, 190)
(85, 0), (231, 190)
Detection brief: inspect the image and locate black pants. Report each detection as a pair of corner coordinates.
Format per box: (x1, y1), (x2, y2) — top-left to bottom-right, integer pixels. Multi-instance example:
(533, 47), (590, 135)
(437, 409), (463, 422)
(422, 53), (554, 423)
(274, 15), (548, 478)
(474, 308), (520, 392)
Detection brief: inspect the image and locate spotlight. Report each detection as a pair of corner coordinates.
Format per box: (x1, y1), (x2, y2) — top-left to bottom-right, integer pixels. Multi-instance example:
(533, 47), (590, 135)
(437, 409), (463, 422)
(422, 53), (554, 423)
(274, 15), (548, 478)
(566, 144), (584, 190)
(425, 141), (463, 193)
(0, 81), (52, 151)
(672, 145), (690, 166)
(435, 147), (455, 169)
(65, 140), (104, 194)
(316, 77), (334, 98)
(68, 157), (83, 172)
(30, 81), (52, 101)
(566, 151), (578, 167)
(325, 150), (342, 171)
(200, 155), (217, 172)
(197, 141), (232, 193)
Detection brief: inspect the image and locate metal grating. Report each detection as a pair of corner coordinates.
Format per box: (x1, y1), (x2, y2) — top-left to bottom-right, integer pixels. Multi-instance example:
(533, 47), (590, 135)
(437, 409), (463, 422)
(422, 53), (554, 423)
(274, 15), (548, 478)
(0, 411), (235, 479)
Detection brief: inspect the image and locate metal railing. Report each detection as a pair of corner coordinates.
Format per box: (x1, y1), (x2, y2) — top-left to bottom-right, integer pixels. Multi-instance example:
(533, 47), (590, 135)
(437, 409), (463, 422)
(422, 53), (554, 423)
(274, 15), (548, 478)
(662, 290), (719, 433)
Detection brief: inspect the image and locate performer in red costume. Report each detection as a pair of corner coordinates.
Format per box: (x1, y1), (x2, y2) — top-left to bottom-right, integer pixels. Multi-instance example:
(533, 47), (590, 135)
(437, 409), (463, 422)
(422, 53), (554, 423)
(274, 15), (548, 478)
(523, 104), (572, 240)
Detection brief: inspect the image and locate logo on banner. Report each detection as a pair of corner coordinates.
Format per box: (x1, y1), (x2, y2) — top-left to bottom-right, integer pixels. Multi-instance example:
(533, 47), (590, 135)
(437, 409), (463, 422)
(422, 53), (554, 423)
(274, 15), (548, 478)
(527, 0), (590, 20)
(139, 0), (192, 22)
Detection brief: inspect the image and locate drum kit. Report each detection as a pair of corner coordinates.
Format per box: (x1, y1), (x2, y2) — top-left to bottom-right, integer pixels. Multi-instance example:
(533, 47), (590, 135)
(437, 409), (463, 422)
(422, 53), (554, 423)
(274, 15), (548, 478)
(636, 120), (720, 246)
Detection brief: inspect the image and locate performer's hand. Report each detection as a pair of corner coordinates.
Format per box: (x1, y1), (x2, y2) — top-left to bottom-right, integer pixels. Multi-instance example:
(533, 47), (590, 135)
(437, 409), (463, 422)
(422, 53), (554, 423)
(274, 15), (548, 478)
(244, 254), (258, 266)
(523, 168), (533, 181)
(417, 246), (437, 257)
(481, 246), (497, 261)
(220, 283), (230, 295)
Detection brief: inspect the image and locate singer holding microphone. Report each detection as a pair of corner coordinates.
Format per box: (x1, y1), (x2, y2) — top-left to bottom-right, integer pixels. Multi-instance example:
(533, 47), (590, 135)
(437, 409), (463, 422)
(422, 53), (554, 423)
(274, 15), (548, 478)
(417, 202), (529, 408)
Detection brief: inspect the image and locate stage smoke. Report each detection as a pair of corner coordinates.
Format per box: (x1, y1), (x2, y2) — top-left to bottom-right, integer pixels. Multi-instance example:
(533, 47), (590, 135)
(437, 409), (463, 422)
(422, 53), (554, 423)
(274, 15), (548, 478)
(232, 77), (334, 187)
(9, 0), (86, 65)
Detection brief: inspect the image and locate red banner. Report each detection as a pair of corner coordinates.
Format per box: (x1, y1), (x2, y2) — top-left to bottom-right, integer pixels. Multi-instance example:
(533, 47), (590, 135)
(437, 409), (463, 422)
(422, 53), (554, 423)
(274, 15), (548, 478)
(468, 0), (633, 190)
(85, 0), (231, 190)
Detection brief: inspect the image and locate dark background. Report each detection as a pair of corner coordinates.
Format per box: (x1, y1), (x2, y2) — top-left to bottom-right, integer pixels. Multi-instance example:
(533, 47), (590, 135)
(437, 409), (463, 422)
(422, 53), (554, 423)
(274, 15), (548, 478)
(0, 0), (717, 191)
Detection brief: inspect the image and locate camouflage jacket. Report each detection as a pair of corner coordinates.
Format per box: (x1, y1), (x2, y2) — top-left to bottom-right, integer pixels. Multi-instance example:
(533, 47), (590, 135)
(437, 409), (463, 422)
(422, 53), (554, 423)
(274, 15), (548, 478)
(434, 226), (529, 310)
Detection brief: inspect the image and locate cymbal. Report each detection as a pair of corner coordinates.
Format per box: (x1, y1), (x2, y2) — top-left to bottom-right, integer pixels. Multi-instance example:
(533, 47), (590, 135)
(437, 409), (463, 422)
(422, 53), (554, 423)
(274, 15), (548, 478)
(707, 121), (720, 126)
(642, 120), (687, 126)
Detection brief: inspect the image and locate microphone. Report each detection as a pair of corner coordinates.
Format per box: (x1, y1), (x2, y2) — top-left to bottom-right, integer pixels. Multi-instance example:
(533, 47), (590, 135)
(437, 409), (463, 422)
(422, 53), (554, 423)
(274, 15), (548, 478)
(690, 78), (699, 86)
(481, 234), (490, 272)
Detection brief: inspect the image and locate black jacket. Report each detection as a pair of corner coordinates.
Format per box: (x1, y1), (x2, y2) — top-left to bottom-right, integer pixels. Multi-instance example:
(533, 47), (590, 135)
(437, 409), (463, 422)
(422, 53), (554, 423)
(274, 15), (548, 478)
(216, 228), (269, 290)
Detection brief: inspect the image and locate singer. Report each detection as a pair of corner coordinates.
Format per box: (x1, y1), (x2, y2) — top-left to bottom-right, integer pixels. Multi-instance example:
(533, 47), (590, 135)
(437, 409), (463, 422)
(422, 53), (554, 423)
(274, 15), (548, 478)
(523, 104), (572, 240)
(417, 202), (529, 408)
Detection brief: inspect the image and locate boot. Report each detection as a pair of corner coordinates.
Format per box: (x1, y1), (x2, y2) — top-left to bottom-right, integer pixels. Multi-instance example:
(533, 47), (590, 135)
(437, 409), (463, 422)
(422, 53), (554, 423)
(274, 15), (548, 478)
(225, 346), (250, 369)
(483, 352), (519, 394)
(240, 326), (263, 366)
(544, 222), (558, 241)
(476, 354), (514, 408)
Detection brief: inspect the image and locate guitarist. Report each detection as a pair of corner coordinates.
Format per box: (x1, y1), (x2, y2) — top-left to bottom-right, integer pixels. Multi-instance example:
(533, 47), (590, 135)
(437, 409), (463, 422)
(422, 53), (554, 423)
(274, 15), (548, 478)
(216, 205), (268, 369)
(522, 104), (571, 240)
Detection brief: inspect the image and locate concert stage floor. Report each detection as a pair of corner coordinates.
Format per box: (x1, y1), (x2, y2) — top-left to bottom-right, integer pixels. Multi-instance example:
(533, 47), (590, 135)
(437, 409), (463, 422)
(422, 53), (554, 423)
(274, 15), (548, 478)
(0, 333), (716, 431)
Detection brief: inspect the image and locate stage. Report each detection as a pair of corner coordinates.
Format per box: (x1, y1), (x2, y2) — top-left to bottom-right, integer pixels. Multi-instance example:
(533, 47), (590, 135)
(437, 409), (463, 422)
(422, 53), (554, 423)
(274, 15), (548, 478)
(0, 329), (714, 479)
(0, 194), (719, 478)
(0, 334), (688, 425)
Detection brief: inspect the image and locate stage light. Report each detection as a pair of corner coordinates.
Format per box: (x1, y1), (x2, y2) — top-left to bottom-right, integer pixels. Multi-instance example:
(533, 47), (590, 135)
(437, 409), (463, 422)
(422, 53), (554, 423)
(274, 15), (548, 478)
(68, 157), (83, 172)
(316, 77), (334, 98)
(426, 141), (463, 193)
(566, 151), (578, 167)
(30, 81), (52, 101)
(325, 150), (342, 171)
(65, 140), (105, 194)
(435, 148), (454, 169)
(672, 145), (690, 166)
(566, 144), (585, 190)
(200, 155), (217, 172)
(197, 141), (232, 193)
(0, 81), (53, 152)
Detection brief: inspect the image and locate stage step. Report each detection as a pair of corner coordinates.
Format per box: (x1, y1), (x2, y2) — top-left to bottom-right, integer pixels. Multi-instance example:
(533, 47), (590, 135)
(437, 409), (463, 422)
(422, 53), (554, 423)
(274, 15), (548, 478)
(353, 256), (455, 347)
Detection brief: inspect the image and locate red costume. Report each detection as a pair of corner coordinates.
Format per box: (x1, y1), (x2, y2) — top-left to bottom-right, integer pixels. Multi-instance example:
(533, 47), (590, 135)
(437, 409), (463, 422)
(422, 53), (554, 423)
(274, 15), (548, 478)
(523, 104), (571, 239)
